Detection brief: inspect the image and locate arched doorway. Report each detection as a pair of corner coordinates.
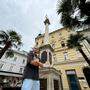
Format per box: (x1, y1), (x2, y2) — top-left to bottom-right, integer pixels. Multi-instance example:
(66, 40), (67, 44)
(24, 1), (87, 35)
(83, 67), (90, 87)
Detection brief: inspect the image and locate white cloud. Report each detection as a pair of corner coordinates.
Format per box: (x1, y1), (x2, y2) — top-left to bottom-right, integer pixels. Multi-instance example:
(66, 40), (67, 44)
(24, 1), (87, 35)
(0, 0), (62, 52)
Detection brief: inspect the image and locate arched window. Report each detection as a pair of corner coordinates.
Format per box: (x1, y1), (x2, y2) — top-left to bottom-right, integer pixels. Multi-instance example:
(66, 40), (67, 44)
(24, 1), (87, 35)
(41, 51), (47, 63)
(49, 52), (52, 64)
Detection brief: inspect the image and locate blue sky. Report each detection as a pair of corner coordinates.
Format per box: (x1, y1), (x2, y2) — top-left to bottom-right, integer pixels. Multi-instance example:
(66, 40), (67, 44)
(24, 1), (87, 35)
(0, 0), (62, 52)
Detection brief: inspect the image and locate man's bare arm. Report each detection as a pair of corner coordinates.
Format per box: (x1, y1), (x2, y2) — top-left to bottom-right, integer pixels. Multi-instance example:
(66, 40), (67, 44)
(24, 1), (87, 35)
(36, 61), (43, 67)
(30, 60), (39, 66)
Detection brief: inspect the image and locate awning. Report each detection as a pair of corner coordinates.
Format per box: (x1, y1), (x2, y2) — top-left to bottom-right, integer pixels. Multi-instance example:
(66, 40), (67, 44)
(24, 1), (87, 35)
(0, 71), (22, 77)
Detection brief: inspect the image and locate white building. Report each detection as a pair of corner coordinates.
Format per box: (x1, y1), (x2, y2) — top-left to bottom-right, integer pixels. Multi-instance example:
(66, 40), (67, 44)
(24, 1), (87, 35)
(0, 49), (27, 87)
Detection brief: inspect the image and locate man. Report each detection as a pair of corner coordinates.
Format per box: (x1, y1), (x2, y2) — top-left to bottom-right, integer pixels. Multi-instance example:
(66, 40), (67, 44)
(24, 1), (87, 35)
(21, 47), (49, 90)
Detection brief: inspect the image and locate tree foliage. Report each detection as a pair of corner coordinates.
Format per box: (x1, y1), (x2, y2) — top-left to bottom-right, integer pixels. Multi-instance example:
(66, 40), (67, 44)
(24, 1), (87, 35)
(67, 33), (85, 48)
(0, 30), (22, 58)
(67, 33), (90, 65)
(57, 0), (90, 28)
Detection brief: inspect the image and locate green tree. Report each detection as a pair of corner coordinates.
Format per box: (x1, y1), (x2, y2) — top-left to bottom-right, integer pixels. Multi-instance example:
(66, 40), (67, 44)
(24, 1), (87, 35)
(67, 33), (90, 65)
(0, 30), (22, 59)
(57, 0), (90, 28)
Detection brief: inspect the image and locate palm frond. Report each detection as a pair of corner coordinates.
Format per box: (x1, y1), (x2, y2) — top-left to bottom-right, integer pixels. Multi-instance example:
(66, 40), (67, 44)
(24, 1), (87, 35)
(60, 12), (80, 28)
(67, 33), (85, 49)
(0, 30), (22, 58)
(57, 0), (90, 28)
(83, 16), (90, 24)
(0, 40), (6, 45)
(57, 0), (72, 14)
(0, 30), (9, 41)
(8, 30), (22, 44)
(12, 43), (18, 48)
(17, 41), (23, 46)
(71, 0), (79, 10)
(79, 0), (90, 16)
(61, 12), (71, 27)
(5, 49), (14, 58)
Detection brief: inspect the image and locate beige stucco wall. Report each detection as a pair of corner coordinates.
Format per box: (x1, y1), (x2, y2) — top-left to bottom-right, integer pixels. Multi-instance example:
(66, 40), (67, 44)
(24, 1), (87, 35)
(35, 28), (90, 90)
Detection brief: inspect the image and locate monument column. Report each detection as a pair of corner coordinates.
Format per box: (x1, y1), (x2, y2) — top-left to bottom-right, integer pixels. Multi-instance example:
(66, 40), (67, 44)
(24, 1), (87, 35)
(44, 15), (50, 45)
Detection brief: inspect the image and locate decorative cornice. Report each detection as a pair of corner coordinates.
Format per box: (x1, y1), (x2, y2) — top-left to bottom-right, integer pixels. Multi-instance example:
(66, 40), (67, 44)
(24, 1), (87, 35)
(35, 27), (67, 40)
(54, 47), (69, 52)
(54, 58), (85, 65)
(39, 67), (61, 75)
(39, 44), (54, 51)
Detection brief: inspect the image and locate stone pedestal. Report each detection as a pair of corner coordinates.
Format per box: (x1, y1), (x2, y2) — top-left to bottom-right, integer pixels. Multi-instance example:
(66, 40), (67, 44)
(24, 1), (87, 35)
(39, 67), (62, 90)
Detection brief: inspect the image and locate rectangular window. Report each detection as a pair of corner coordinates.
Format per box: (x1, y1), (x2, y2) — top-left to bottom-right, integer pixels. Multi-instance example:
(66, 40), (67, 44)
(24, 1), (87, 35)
(64, 52), (69, 60)
(14, 57), (17, 61)
(40, 79), (47, 90)
(22, 59), (25, 64)
(0, 64), (4, 70)
(19, 68), (23, 73)
(9, 66), (13, 72)
(66, 70), (81, 90)
(54, 80), (59, 90)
